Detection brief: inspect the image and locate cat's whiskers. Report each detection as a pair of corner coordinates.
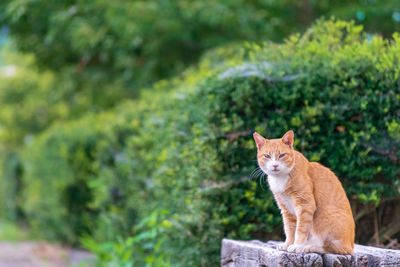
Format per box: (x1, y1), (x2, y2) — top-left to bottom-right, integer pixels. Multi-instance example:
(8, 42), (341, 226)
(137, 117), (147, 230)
(250, 167), (263, 180)
(250, 167), (268, 191)
(259, 172), (268, 191)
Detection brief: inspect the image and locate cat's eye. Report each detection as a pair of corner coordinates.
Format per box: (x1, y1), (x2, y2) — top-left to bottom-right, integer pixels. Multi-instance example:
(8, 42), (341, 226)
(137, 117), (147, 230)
(264, 154), (271, 159)
(279, 153), (286, 159)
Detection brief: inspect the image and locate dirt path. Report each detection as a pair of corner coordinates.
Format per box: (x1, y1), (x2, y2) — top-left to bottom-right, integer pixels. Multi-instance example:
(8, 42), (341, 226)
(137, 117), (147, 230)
(0, 242), (95, 267)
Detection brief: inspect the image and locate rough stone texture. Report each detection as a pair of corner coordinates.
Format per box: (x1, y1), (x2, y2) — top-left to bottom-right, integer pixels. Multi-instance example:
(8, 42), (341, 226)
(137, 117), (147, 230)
(221, 239), (400, 267)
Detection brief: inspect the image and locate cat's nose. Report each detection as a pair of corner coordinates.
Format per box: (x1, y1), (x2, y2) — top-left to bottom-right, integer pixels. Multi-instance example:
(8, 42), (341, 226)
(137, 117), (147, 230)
(272, 164), (279, 169)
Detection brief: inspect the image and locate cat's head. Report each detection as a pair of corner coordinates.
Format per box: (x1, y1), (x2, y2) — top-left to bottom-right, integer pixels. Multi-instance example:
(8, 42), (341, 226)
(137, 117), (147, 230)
(253, 130), (295, 177)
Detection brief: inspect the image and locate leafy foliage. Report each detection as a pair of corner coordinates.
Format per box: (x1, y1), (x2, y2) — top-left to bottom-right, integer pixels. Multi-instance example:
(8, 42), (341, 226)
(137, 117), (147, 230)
(18, 20), (400, 265)
(1, 0), (399, 227)
(2, 0), (400, 95)
(0, 47), (126, 220)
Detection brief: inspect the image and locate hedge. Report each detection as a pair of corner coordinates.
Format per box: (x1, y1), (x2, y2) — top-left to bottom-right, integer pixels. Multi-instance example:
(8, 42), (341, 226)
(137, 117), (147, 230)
(20, 19), (400, 265)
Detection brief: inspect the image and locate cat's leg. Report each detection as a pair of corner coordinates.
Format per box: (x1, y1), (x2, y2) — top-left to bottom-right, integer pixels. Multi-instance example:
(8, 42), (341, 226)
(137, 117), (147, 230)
(288, 232), (326, 253)
(301, 244), (325, 253)
(323, 240), (353, 254)
(301, 229), (325, 253)
(287, 194), (316, 253)
(313, 207), (354, 254)
(277, 211), (296, 251)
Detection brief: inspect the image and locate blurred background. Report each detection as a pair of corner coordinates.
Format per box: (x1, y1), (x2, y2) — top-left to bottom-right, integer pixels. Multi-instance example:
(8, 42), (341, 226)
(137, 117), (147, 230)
(0, 0), (399, 266)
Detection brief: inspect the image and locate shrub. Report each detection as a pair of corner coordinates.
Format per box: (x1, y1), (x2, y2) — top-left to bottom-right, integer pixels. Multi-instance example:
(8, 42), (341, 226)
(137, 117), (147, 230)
(20, 57), (221, 244)
(22, 113), (122, 242)
(0, 47), (136, 224)
(21, 19), (400, 265)
(0, 50), (59, 220)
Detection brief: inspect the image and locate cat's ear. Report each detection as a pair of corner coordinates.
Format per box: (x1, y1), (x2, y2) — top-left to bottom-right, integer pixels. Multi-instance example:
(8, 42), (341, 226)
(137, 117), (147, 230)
(282, 130), (294, 149)
(253, 132), (266, 150)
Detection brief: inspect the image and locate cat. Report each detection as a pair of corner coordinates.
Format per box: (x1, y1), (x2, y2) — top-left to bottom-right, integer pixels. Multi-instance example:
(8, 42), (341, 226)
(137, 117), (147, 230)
(253, 130), (355, 254)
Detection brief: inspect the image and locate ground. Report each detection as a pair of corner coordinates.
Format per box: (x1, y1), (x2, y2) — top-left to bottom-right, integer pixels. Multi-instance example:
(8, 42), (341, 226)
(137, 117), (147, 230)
(0, 242), (95, 267)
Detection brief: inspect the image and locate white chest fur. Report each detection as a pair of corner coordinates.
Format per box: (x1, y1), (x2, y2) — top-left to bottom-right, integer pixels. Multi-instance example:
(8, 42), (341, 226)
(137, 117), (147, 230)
(277, 192), (296, 215)
(267, 174), (290, 193)
(268, 174), (296, 215)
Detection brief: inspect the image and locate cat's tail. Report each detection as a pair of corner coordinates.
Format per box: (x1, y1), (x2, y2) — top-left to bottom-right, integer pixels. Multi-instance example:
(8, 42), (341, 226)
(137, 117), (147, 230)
(323, 239), (354, 255)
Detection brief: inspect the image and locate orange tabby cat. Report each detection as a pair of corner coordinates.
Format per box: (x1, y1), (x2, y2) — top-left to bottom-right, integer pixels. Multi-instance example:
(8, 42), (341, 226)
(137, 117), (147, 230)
(253, 130), (354, 254)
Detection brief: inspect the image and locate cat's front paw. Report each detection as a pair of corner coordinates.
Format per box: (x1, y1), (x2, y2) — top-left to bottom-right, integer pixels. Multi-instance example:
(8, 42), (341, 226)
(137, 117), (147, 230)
(277, 243), (289, 251)
(287, 244), (306, 253)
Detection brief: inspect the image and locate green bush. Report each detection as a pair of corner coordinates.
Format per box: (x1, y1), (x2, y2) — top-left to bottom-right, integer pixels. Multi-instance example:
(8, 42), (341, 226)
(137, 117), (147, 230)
(0, 48), (120, 221)
(22, 113), (119, 242)
(0, 151), (23, 221)
(0, 46), (141, 222)
(0, 50), (57, 220)
(21, 19), (400, 265)
(19, 55), (219, 244)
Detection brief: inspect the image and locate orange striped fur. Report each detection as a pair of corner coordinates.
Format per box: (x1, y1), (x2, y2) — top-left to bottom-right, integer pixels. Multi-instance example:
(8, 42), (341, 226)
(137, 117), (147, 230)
(254, 130), (355, 254)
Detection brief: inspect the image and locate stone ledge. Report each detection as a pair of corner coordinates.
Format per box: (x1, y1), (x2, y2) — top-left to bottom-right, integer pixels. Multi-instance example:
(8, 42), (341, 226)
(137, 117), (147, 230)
(221, 239), (400, 267)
